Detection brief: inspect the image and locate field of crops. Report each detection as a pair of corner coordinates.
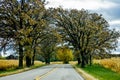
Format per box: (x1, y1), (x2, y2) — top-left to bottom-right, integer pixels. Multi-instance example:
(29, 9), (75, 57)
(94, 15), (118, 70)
(0, 60), (19, 71)
(94, 57), (120, 73)
(0, 60), (43, 71)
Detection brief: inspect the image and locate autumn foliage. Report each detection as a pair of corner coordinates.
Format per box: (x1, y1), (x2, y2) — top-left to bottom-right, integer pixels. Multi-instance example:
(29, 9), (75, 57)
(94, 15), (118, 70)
(0, 0), (120, 68)
(56, 47), (73, 64)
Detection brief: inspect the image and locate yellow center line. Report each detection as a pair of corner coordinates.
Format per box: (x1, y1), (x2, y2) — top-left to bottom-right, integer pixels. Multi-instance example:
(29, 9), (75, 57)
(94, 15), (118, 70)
(35, 67), (58, 80)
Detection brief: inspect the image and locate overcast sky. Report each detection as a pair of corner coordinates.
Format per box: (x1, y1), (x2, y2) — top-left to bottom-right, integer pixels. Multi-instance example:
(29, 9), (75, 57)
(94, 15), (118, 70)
(45, 0), (120, 54)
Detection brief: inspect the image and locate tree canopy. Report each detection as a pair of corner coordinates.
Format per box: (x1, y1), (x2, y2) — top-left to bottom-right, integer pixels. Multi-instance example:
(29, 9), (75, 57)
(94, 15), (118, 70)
(0, 1), (119, 68)
(51, 8), (120, 67)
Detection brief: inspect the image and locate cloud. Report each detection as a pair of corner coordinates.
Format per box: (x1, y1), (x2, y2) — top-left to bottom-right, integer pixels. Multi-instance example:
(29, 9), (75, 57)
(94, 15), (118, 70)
(46, 0), (117, 10)
(112, 51), (120, 54)
(46, 0), (120, 21)
(45, 0), (120, 54)
(90, 6), (120, 22)
(111, 40), (120, 54)
(46, 0), (120, 29)
(109, 20), (120, 25)
(108, 20), (120, 30)
(104, 7), (120, 21)
(106, 0), (120, 3)
(113, 38), (120, 53)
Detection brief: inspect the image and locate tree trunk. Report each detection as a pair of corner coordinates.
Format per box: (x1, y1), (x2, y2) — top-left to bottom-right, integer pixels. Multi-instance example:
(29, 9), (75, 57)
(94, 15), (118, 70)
(18, 0), (25, 68)
(90, 54), (92, 66)
(85, 54), (88, 65)
(45, 57), (50, 64)
(19, 43), (23, 68)
(45, 59), (47, 64)
(26, 56), (31, 67)
(48, 57), (50, 64)
(32, 48), (36, 65)
(77, 57), (81, 65)
(81, 53), (85, 68)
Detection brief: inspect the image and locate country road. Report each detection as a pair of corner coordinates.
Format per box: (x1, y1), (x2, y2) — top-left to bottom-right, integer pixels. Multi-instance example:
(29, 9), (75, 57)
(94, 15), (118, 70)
(0, 64), (84, 80)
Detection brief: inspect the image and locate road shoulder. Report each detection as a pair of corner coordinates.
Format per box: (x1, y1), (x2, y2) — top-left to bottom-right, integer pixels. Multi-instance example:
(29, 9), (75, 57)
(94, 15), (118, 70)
(72, 65), (98, 80)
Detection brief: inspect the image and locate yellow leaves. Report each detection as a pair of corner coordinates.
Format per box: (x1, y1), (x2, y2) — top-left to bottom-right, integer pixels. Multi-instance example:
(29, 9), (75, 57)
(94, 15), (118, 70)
(74, 50), (80, 57)
(29, 19), (36, 25)
(18, 28), (33, 45)
(19, 37), (32, 46)
(21, 13), (30, 20)
(19, 27), (32, 36)
(27, 9), (32, 15)
(21, 12), (37, 25)
(36, 46), (41, 52)
(52, 30), (62, 42)
(20, 37), (32, 46)
(24, 46), (33, 58)
(56, 47), (73, 63)
(40, 19), (46, 26)
(20, 40), (24, 45)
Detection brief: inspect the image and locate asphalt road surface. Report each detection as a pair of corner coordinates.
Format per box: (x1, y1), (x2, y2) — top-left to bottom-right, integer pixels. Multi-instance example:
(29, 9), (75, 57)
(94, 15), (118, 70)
(0, 64), (84, 80)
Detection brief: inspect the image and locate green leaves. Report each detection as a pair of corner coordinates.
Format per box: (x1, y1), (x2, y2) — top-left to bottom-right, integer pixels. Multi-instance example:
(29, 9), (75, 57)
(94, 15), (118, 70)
(0, 0), (119, 67)
(0, 0), (47, 67)
(52, 8), (120, 66)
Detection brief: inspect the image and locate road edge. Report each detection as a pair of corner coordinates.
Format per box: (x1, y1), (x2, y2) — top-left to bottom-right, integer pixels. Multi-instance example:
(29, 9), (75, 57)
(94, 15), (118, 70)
(72, 64), (98, 80)
(0, 64), (46, 77)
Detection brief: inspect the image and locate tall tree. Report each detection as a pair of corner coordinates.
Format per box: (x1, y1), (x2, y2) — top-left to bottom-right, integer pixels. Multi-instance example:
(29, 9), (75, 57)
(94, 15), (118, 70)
(0, 0), (24, 68)
(39, 26), (61, 64)
(0, 0), (46, 67)
(52, 8), (120, 67)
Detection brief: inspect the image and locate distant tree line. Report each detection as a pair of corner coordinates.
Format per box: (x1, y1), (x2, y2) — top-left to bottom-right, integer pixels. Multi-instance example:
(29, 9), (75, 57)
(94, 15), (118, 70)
(0, 0), (120, 68)
(94, 53), (120, 59)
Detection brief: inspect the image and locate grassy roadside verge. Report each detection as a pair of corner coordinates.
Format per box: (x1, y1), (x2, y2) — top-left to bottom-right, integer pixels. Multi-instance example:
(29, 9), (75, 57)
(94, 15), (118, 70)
(80, 64), (120, 80)
(0, 62), (46, 77)
(71, 63), (97, 80)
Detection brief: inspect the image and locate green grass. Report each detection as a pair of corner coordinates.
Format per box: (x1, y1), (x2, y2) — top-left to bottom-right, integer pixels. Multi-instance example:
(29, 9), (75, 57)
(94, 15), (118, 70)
(80, 64), (120, 80)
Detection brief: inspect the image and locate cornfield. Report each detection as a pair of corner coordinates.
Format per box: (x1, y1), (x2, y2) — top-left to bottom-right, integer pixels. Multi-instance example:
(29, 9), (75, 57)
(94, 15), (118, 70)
(94, 57), (120, 73)
(0, 60), (18, 70)
(0, 60), (43, 71)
